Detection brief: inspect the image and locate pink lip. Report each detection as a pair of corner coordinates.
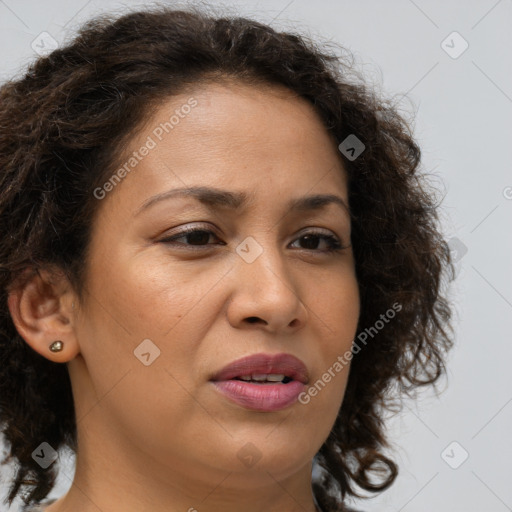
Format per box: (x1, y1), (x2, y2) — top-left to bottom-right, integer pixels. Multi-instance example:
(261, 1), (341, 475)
(210, 353), (309, 412)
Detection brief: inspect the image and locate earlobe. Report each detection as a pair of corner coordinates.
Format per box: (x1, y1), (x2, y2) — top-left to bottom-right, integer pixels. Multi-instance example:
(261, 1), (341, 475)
(6, 267), (80, 363)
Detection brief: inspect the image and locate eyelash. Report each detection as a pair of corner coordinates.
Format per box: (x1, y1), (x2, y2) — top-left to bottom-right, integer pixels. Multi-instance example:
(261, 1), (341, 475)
(159, 225), (348, 254)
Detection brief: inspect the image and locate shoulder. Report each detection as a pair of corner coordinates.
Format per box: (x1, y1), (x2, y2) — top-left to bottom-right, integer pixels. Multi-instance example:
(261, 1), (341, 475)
(21, 498), (57, 511)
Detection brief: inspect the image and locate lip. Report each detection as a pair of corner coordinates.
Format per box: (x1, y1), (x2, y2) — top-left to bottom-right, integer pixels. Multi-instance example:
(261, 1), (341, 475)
(210, 353), (309, 412)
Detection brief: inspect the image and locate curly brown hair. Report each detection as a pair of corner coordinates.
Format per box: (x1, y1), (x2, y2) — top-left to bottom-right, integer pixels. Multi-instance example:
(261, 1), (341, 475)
(0, 5), (454, 511)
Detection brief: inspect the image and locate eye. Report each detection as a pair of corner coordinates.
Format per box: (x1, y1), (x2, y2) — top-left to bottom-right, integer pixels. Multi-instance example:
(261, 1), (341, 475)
(159, 225), (348, 253)
(159, 226), (224, 248)
(290, 230), (346, 253)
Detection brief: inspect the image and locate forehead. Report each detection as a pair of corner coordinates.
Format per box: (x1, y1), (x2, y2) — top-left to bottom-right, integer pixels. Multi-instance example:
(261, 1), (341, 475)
(139, 78), (339, 157)
(94, 79), (348, 219)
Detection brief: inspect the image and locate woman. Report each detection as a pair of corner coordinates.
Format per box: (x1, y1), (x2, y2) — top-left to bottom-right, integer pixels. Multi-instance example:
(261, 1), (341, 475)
(0, 5), (454, 512)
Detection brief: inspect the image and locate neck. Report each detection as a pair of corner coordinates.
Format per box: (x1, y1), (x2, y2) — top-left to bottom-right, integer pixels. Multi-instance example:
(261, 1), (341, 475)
(46, 419), (319, 512)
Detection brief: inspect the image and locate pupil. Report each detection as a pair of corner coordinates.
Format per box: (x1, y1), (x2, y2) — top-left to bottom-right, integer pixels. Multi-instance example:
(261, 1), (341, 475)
(302, 235), (318, 250)
(188, 231), (209, 245)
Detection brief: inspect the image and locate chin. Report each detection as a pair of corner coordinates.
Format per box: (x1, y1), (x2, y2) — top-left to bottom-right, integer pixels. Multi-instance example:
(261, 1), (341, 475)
(212, 430), (318, 479)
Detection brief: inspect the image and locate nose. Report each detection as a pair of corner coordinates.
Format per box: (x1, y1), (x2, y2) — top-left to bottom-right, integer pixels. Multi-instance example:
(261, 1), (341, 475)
(225, 237), (309, 333)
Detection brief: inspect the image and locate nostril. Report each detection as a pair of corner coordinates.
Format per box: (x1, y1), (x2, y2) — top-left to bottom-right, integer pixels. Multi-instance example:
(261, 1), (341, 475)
(246, 317), (261, 323)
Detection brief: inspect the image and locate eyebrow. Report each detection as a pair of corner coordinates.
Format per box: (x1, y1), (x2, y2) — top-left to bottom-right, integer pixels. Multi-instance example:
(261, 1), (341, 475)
(135, 186), (350, 218)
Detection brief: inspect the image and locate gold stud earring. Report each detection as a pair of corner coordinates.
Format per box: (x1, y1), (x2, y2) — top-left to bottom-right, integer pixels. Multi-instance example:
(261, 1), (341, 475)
(49, 340), (64, 352)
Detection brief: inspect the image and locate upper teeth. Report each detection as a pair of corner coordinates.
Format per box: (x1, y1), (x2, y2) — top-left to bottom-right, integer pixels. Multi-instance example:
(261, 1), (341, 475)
(239, 374), (286, 382)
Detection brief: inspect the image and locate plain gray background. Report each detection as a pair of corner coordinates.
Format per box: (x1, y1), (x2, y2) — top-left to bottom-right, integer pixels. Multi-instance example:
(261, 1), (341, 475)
(0, 1), (511, 511)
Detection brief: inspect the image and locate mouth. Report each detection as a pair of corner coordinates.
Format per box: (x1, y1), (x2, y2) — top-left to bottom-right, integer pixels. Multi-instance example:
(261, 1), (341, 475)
(210, 353), (309, 412)
(232, 374), (294, 384)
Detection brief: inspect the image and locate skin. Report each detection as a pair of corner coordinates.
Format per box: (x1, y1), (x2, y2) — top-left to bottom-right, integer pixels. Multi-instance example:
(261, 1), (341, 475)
(8, 80), (360, 512)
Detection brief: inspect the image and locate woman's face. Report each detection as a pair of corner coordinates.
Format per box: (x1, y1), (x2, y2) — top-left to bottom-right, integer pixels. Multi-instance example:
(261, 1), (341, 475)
(70, 80), (360, 488)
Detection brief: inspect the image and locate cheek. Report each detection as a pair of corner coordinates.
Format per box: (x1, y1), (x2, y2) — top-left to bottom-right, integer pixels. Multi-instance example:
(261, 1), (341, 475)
(303, 269), (359, 417)
(75, 253), (223, 425)
(312, 267), (360, 347)
(85, 249), (213, 343)
(74, 264), (213, 459)
(123, 253), (231, 333)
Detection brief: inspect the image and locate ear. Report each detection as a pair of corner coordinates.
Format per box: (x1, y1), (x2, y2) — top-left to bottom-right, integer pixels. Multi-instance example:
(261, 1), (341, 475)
(7, 266), (80, 363)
